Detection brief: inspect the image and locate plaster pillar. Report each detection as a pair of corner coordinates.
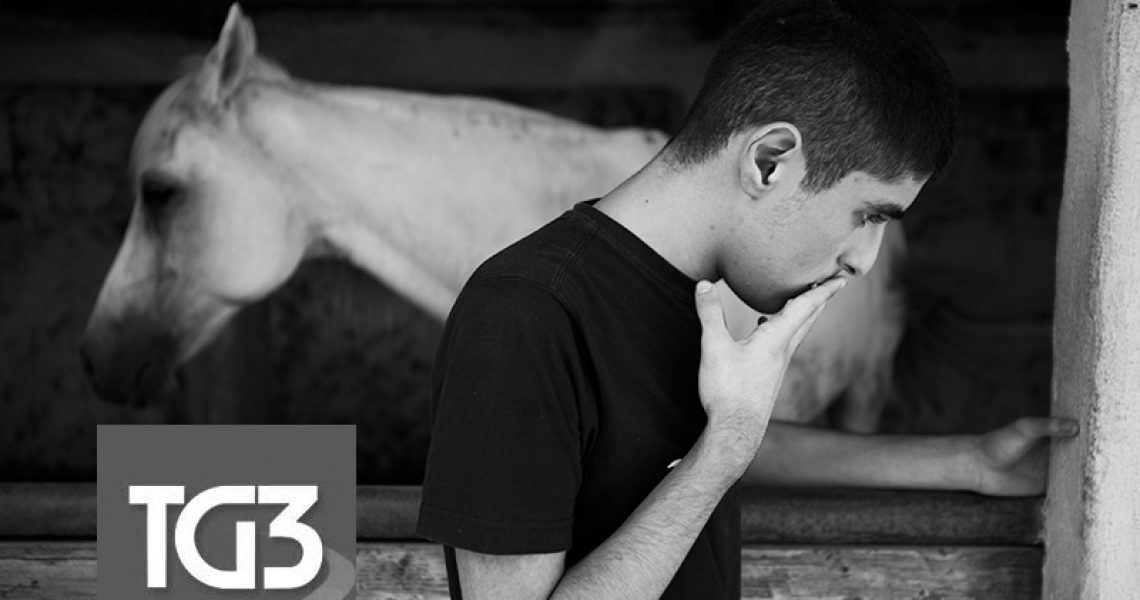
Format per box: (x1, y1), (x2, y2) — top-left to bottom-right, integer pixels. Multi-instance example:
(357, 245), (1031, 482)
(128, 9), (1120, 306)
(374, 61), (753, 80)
(1045, 0), (1140, 598)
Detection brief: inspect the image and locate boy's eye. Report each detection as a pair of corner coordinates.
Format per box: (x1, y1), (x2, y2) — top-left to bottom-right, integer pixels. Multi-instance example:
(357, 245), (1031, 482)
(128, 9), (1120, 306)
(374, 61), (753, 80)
(861, 213), (890, 226)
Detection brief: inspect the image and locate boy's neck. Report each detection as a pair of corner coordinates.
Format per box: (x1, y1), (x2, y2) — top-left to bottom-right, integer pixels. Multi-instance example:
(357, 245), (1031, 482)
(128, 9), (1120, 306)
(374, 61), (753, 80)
(596, 157), (731, 284)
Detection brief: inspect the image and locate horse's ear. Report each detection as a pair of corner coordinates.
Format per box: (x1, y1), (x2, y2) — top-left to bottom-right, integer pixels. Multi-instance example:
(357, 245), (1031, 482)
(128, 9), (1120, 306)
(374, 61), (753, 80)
(198, 4), (258, 105)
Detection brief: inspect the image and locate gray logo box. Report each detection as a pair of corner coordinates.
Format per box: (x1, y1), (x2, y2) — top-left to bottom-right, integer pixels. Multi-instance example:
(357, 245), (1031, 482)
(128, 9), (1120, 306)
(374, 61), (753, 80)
(98, 425), (356, 599)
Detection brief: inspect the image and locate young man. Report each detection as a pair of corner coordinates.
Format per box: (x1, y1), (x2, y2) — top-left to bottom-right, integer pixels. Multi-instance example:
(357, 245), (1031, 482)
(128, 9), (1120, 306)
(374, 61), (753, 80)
(417, 1), (1077, 598)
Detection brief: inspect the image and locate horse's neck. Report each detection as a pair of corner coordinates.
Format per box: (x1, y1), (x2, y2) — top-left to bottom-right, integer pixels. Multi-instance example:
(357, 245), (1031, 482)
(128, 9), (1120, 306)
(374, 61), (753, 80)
(262, 81), (664, 319)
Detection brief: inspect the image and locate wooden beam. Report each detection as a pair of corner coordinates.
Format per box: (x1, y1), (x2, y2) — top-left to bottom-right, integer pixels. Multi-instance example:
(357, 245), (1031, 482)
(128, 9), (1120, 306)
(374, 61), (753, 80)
(739, 545), (1042, 599)
(739, 487), (1042, 546)
(1046, 0), (1140, 598)
(0, 483), (96, 539)
(0, 10), (1065, 93)
(0, 541), (1042, 600)
(0, 483), (1043, 544)
(0, 542), (95, 600)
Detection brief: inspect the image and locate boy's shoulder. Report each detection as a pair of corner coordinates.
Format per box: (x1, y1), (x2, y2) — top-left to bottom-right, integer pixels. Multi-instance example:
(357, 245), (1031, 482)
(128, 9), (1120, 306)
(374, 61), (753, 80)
(467, 205), (598, 293)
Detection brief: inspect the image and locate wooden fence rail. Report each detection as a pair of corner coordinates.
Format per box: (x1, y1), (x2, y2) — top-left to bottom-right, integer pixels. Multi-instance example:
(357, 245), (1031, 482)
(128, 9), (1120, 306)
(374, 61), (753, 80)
(0, 541), (1042, 599)
(0, 483), (1044, 598)
(0, 483), (1043, 543)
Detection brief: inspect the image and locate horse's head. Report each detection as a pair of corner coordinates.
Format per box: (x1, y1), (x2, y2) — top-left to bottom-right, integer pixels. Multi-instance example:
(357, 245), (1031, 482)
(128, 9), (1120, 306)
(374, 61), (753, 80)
(81, 5), (309, 406)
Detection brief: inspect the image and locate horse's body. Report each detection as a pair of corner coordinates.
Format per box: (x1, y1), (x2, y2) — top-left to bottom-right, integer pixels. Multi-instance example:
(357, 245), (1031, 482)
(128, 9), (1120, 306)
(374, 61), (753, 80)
(80, 7), (904, 432)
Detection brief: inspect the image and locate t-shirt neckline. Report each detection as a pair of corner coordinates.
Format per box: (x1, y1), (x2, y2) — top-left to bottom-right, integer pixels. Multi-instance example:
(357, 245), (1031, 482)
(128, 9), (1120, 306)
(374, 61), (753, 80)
(571, 200), (698, 303)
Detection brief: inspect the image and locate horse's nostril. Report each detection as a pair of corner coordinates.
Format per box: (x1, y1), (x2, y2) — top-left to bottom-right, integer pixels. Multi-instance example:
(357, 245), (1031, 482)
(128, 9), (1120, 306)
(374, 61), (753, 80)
(79, 347), (95, 380)
(134, 360), (152, 393)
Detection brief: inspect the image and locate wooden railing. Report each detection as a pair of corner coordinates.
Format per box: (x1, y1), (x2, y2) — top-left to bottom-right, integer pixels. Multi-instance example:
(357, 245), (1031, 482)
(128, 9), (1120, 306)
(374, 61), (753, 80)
(0, 483), (1043, 599)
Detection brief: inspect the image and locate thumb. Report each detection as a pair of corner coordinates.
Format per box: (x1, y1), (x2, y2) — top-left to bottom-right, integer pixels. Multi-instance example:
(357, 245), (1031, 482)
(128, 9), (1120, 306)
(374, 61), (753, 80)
(694, 280), (729, 341)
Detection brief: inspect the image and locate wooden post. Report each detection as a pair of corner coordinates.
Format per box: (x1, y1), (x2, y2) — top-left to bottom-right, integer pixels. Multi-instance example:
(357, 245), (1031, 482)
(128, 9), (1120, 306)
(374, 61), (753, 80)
(1046, 0), (1140, 598)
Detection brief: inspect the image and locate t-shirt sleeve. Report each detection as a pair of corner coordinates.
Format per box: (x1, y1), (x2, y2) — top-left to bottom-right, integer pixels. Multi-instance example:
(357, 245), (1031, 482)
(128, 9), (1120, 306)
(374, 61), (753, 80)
(416, 276), (585, 555)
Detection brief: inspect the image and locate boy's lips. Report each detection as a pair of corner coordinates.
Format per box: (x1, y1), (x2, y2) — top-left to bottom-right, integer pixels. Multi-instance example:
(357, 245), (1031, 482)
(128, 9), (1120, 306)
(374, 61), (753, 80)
(809, 273), (845, 290)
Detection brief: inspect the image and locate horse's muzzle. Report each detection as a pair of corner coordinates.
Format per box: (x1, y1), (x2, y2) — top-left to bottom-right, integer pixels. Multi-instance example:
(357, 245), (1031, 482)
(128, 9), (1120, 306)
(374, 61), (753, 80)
(79, 322), (179, 407)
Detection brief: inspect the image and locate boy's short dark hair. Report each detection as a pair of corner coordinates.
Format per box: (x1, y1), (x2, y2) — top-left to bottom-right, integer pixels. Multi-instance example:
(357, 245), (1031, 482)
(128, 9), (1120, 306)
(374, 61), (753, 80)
(665, 0), (958, 191)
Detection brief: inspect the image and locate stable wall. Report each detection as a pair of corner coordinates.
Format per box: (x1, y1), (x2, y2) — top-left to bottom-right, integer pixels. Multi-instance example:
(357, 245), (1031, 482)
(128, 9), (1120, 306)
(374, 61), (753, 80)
(0, 0), (1070, 482)
(1045, 0), (1140, 597)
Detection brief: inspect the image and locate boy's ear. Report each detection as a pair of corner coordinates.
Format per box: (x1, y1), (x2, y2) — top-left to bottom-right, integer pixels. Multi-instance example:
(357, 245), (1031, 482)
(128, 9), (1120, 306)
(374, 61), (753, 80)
(740, 124), (802, 198)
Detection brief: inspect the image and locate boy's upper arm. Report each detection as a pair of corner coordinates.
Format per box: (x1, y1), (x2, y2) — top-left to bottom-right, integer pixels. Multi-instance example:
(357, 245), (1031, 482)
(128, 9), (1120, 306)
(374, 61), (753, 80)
(417, 276), (585, 555)
(454, 548), (566, 600)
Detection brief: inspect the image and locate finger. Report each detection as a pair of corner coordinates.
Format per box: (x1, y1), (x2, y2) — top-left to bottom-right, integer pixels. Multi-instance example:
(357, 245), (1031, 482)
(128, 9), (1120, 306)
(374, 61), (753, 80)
(1014, 416), (1079, 439)
(760, 278), (846, 341)
(694, 280), (730, 341)
(786, 298), (830, 352)
(1044, 417), (1080, 437)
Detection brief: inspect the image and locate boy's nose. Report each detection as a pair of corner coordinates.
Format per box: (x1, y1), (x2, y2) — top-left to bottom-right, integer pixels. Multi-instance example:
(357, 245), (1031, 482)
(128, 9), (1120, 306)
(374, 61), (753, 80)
(840, 225), (886, 277)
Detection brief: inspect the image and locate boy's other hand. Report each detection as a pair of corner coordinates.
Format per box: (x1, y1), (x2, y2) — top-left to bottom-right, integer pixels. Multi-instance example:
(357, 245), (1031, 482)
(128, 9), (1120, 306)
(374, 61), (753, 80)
(693, 278), (844, 467)
(971, 416), (1079, 496)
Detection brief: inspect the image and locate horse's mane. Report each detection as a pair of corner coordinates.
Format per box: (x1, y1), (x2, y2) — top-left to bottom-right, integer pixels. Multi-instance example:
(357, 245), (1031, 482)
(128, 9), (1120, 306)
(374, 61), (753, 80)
(157, 53), (292, 125)
(311, 85), (620, 148)
(132, 51), (653, 173)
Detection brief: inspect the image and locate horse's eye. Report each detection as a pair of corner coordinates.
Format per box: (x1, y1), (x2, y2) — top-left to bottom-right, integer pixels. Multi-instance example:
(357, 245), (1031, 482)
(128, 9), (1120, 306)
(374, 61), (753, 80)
(140, 178), (179, 214)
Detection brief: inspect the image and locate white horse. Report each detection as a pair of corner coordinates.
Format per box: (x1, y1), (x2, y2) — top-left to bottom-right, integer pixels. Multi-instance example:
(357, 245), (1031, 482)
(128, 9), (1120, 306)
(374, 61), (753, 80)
(80, 6), (905, 432)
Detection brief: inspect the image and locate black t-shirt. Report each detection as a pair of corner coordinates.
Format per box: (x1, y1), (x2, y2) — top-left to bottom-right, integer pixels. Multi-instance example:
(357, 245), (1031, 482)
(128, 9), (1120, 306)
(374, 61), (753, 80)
(417, 201), (741, 599)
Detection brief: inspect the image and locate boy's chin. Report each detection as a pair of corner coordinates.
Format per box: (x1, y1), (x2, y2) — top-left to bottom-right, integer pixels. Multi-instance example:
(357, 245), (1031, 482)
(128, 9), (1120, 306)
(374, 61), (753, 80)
(744, 293), (794, 316)
(724, 281), (807, 315)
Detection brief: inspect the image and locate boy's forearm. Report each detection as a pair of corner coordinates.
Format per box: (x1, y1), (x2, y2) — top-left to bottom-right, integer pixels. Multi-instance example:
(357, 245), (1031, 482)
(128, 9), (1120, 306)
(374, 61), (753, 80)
(550, 427), (748, 600)
(743, 420), (979, 491)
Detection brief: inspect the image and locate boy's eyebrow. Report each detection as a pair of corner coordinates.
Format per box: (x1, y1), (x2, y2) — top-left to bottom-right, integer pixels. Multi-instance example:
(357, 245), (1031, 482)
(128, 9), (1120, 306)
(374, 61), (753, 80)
(863, 201), (907, 220)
